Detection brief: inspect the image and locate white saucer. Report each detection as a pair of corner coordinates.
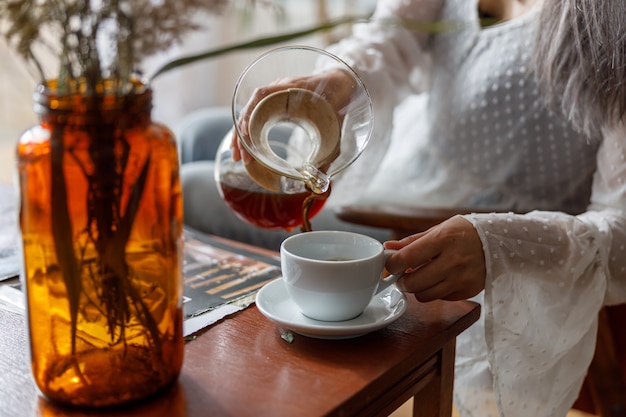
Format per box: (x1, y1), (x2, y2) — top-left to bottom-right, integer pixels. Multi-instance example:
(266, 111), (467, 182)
(255, 278), (407, 340)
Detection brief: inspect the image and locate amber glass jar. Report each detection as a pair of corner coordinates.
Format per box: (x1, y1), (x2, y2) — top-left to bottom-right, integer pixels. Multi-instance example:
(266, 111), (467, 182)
(17, 79), (184, 408)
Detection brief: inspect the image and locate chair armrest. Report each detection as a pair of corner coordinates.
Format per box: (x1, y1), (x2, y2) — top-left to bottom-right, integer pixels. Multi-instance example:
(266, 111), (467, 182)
(175, 107), (233, 164)
(335, 204), (496, 239)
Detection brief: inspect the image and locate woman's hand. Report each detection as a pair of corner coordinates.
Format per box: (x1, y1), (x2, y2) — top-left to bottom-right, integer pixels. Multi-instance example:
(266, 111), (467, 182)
(231, 68), (356, 161)
(384, 215), (486, 302)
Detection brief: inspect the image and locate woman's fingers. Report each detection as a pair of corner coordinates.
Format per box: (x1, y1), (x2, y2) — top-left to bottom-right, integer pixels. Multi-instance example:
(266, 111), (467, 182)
(385, 216), (486, 301)
(396, 254), (483, 301)
(384, 231), (439, 275)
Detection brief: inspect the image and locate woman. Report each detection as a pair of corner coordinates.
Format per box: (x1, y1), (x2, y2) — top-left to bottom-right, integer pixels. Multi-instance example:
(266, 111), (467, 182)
(184, 0), (625, 414)
(182, 0), (598, 251)
(383, 1), (626, 415)
(222, 0), (626, 415)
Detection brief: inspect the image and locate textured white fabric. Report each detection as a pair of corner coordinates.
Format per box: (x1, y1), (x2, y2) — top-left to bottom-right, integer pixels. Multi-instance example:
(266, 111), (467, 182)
(328, 0), (597, 215)
(322, 0), (440, 206)
(321, 0), (626, 416)
(463, 123), (626, 416)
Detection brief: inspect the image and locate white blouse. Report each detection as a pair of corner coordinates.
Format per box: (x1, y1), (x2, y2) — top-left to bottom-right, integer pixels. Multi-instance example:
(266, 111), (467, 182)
(328, 0), (597, 214)
(324, 0), (626, 416)
(461, 123), (626, 416)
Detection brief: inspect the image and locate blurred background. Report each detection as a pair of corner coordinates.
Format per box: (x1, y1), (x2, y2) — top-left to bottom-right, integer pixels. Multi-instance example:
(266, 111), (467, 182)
(0, 0), (375, 184)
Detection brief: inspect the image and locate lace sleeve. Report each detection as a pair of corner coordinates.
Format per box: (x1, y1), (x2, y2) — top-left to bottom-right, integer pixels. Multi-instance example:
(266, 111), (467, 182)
(460, 123), (626, 416)
(323, 0), (444, 205)
(326, 0), (443, 103)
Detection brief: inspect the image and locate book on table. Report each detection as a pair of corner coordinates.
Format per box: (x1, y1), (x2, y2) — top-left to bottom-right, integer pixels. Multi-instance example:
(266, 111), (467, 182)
(182, 227), (281, 318)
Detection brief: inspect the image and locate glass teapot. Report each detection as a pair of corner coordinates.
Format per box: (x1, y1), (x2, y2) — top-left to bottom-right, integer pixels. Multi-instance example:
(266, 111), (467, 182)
(215, 45), (373, 232)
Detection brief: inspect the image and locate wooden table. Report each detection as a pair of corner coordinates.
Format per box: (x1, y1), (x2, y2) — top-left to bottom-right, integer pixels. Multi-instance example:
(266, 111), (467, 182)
(0, 289), (478, 417)
(0, 209), (480, 417)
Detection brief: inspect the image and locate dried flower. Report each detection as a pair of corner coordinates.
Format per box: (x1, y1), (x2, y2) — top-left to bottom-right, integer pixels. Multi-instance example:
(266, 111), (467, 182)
(6, 2), (269, 405)
(0, 0), (240, 92)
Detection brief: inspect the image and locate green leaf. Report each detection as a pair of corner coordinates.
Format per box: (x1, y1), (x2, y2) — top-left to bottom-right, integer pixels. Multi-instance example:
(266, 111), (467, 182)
(150, 15), (368, 80)
(149, 15), (467, 81)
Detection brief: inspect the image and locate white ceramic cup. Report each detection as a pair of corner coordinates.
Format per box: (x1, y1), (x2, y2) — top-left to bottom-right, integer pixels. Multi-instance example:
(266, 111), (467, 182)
(280, 230), (402, 322)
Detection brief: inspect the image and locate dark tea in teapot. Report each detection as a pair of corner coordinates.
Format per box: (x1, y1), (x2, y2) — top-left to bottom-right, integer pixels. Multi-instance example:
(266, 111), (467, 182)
(220, 46), (373, 232)
(219, 178), (330, 231)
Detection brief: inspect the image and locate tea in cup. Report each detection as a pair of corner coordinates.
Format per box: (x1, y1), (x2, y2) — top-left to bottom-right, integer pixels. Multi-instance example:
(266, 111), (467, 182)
(280, 230), (402, 321)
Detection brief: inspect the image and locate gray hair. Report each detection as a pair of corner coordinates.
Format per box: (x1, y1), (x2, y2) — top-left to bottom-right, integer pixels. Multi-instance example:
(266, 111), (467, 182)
(534, 0), (626, 136)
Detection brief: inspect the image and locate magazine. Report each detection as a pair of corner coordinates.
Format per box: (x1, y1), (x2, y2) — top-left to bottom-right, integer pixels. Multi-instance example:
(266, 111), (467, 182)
(182, 228), (282, 320)
(0, 183), (20, 282)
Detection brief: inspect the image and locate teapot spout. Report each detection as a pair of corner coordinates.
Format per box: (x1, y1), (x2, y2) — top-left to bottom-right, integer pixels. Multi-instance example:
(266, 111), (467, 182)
(299, 164), (331, 194)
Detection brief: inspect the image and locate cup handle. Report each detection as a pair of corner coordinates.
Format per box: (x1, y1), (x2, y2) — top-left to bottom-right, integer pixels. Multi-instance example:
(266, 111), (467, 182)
(375, 249), (403, 295)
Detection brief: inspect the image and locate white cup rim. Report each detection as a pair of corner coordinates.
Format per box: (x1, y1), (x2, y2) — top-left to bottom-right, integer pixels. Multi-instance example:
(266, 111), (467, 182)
(280, 230), (383, 263)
